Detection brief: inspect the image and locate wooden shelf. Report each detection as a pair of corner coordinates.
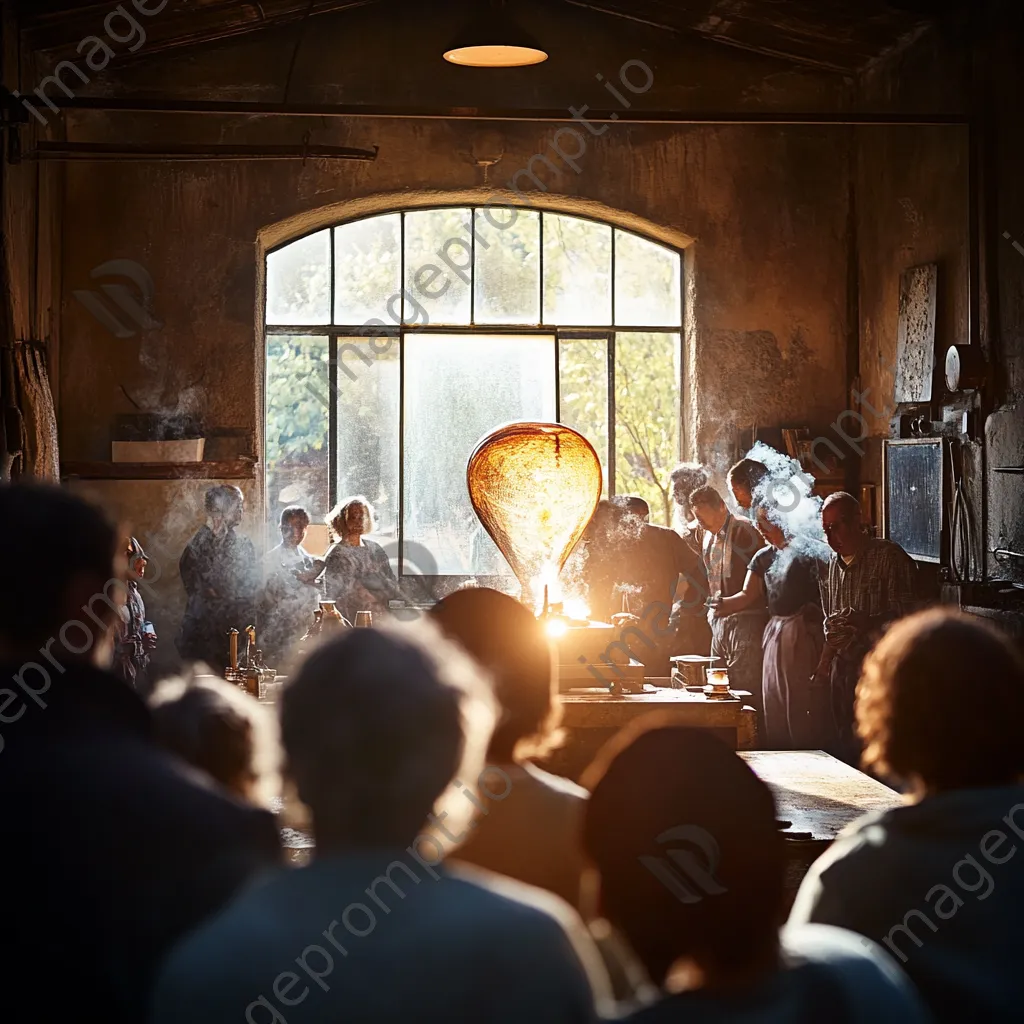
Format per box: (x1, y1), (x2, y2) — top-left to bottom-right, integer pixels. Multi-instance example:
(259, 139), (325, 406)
(61, 460), (256, 481)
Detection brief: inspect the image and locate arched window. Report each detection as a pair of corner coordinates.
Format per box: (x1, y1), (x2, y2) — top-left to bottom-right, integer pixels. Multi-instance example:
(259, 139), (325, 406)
(265, 205), (682, 579)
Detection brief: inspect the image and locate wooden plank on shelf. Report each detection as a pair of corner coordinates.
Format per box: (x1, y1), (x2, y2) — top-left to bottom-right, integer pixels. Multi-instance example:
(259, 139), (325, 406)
(61, 460), (256, 481)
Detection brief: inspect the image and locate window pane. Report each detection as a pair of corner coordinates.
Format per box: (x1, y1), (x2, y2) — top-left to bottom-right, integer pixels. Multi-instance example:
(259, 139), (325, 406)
(334, 214), (401, 325)
(404, 334), (556, 574)
(559, 337), (608, 493)
(614, 230), (682, 327)
(403, 208), (472, 325)
(473, 208), (541, 325)
(615, 332), (680, 526)
(265, 335), (330, 533)
(266, 230), (331, 325)
(543, 215), (612, 325)
(335, 338), (400, 546)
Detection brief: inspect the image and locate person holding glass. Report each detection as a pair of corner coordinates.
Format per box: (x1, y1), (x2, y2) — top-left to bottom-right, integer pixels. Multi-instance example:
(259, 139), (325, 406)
(322, 496), (401, 624)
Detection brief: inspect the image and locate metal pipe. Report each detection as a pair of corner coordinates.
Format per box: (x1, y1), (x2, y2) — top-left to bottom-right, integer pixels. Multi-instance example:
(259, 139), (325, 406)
(53, 96), (971, 126)
(24, 140), (379, 162)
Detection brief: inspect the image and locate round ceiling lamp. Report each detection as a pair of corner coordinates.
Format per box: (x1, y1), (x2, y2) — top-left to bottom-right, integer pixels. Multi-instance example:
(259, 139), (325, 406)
(443, 3), (548, 68)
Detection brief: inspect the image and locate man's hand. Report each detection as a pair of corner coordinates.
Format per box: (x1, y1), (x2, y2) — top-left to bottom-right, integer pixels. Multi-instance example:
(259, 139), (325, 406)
(143, 632), (158, 651)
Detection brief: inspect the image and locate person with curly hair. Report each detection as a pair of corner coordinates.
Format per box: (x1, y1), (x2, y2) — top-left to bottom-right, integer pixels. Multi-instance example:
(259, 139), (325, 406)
(791, 608), (1024, 1024)
(322, 495), (401, 623)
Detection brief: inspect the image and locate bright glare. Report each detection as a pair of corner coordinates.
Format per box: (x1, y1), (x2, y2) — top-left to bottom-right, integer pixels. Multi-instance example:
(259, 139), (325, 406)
(563, 596), (590, 621)
(545, 618), (569, 638)
(443, 44), (548, 67)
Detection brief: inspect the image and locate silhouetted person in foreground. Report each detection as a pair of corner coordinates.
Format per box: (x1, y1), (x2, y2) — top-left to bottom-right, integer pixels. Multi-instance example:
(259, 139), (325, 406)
(150, 672), (281, 808)
(177, 485), (258, 671)
(581, 721), (931, 1023)
(791, 609), (1024, 1024)
(153, 623), (612, 1024)
(0, 484), (281, 1024)
(430, 586), (588, 906)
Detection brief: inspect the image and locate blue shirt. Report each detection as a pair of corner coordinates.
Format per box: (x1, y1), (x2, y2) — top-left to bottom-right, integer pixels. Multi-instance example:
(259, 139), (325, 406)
(620, 924), (931, 1024)
(152, 850), (610, 1024)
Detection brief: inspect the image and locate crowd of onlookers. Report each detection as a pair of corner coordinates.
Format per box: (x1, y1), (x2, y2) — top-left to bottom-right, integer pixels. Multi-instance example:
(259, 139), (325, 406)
(1, 482), (1023, 1023)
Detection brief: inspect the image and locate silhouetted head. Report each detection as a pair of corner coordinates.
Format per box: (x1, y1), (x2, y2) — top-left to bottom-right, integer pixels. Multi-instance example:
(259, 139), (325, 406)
(614, 495), (651, 523)
(150, 673), (280, 807)
(727, 459), (769, 511)
(0, 484), (123, 665)
(429, 587), (559, 763)
(858, 608), (1024, 794)
(281, 621), (494, 849)
(581, 722), (785, 986)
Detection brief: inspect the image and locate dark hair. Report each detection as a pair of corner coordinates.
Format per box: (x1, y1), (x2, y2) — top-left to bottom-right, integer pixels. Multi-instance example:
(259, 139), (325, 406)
(581, 720), (784, 985)
(821, 491), (860, 517)
(0, 484), (119, 647)
(858, 609), (1024, 790)
(280, 505), (310, 527)
(614, 495), (650, 519)
(205, 485), (243, 515)
(688, 485), (725, 511)
(670, 463), (709, 507)
(429, 587), (560, 762)
(727, 459), (769, 493)
(281, 623), (491, 846)
(151, 680), (259, 798)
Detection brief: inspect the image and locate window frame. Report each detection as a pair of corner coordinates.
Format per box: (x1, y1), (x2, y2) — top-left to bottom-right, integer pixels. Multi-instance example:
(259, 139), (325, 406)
(264, 204), (685, 582)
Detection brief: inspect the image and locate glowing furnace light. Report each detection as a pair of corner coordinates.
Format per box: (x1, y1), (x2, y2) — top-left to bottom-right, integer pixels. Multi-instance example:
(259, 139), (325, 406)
(467, 422), (602, 610)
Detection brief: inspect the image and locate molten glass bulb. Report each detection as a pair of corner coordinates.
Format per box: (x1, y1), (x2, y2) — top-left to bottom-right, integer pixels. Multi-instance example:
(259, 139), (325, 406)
(467, 422), (602, 606)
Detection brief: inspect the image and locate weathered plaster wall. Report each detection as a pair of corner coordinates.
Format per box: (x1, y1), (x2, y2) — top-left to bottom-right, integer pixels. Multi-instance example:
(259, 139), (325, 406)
(50, 5), (857, 660)
(59, 117), (851, 466)
(854, 123), (970, 442)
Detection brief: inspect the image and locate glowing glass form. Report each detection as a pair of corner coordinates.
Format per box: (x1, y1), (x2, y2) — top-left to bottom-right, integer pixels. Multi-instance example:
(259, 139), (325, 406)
(467, 422), (602, 606)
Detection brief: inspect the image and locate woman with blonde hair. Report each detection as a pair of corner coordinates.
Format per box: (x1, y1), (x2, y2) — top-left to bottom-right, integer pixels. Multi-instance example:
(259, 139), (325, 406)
(322, 495), (400, 624)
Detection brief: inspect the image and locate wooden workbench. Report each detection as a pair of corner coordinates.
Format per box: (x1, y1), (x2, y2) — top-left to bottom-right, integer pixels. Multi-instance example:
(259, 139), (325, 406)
(543, 686), (757, 781)
(278, 748), (900, 889)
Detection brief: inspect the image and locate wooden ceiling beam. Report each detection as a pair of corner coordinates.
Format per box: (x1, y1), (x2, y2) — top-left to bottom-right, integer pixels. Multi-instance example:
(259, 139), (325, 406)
(21, 0), (381, 62)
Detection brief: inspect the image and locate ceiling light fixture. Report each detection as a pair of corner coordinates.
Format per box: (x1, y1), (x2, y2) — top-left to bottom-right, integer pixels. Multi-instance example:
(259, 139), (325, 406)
(443, 2), (548, 68)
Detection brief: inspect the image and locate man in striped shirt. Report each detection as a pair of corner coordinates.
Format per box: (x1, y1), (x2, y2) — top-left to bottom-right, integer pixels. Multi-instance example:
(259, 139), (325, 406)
(814, 492), (917, 760)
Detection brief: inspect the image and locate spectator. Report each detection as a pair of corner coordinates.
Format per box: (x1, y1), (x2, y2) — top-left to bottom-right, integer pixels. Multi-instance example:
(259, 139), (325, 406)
(612, 496), (706, 675)
(667, 463), (713, 656)
(689, 485), (767, 708)
(429, 586), (586, 906)
(581, 721), (932, 1023)
(791, 609), (1024, 1024)
(150, 672), (281, 808)
(0, 484), (281, 1024)
(322, 496), (402, 624)
(152, 622), (612, 1024)
(748, 505), (832, 749)
(177, 485), (259, 672)
(727, 457), (770, 513)
(261, 505), (324, 662)
(111, 534), (157, 694)
(814, 492), (916, 760)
